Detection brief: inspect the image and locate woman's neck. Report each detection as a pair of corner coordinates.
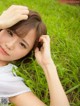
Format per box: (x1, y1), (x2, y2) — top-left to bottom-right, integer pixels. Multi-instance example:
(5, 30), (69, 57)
(0, 60), (9, 66)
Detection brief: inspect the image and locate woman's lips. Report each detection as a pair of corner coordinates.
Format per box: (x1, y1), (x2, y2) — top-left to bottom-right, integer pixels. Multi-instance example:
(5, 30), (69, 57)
(0, 46), (9, 56)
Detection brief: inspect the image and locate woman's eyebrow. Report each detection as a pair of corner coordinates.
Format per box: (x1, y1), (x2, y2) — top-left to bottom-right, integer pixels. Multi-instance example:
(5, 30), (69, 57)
(22, 39), (29, 47)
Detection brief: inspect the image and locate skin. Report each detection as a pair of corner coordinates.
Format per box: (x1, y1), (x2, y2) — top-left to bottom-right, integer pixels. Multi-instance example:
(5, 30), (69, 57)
(0, 29), (36, 66)
(0, 5), (70, 106)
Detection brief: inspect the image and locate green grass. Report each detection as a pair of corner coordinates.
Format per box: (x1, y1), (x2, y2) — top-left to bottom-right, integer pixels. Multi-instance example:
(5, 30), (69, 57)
(0, 0), (80, 106)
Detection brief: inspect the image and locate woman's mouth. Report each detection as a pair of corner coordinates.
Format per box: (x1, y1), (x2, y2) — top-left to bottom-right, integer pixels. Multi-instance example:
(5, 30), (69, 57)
(0, 46), (9, 56)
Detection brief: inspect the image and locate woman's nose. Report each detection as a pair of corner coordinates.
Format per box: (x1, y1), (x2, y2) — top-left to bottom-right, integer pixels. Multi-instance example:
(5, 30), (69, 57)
(5, 39), (17, 50)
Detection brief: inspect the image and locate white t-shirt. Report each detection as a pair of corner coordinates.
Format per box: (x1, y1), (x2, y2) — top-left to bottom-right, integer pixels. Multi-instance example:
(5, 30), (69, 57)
(0, 63), (31, 98)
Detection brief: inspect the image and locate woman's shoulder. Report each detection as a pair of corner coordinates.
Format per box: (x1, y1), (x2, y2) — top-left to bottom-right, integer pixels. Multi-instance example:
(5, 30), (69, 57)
(0, 63), (31, 98)
(0, 63), (17, 74)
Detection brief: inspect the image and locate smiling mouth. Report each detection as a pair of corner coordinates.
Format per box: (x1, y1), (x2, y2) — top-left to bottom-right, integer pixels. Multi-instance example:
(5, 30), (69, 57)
(0, 46), (9, 56)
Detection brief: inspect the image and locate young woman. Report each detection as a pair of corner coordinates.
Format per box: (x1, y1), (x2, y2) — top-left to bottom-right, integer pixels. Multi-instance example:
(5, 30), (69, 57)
(0, 5), (70, 106)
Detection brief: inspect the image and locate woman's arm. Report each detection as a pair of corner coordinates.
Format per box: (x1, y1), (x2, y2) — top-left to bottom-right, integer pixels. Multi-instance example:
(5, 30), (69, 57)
(0, 5), (29, 29)
(40, 59), (70, 106)
(9, 92), (46, 106)
(34, 35), (70, 106)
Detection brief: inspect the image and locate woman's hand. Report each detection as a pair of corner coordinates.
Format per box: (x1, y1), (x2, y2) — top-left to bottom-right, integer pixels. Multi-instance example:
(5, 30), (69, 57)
(35, 35), (52, 68)
(0, 5), (29, 29)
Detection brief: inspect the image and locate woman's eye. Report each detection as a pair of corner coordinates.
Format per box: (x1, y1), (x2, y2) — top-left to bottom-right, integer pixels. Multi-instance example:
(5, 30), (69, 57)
(20, 43), (27, 49)
(7, 29), (13, 36)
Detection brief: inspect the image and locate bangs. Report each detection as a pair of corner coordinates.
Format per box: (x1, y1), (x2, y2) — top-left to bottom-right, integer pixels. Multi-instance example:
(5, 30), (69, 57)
(9, 19), (39, 38)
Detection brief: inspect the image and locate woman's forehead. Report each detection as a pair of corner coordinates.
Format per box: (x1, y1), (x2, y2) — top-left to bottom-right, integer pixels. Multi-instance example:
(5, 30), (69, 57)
(10, 27), (36, 38)
(22, 29), (36, 43)
(24, 29), (36, 40)
(9, 18), (39, 38)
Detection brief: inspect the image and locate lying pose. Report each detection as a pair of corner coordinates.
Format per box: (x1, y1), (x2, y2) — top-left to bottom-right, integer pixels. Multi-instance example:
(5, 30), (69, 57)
(0, 5), (70, 106)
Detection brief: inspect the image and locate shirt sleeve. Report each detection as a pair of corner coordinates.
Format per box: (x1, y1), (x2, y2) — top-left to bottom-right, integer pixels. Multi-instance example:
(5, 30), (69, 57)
(0, 63), (31, 98)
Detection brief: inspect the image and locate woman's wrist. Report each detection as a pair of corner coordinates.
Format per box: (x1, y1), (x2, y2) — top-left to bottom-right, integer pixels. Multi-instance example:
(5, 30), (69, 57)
(0, 17), (4, 29)
(41, 58), (56, 70)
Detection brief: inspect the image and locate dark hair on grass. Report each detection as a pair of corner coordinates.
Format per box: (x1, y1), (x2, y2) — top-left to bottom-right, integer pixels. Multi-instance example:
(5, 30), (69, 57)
(9, 10), (47, 64)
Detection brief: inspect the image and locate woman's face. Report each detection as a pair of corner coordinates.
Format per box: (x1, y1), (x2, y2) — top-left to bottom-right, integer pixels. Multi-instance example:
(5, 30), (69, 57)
(0, 29), (36, 64)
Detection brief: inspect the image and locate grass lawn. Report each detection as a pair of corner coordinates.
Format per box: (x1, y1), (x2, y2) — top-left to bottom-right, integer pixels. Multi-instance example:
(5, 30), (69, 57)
(0, 0), (80, 106)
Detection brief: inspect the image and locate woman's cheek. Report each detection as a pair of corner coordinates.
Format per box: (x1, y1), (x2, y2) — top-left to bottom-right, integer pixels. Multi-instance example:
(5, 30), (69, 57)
(13, 50), (28, 60)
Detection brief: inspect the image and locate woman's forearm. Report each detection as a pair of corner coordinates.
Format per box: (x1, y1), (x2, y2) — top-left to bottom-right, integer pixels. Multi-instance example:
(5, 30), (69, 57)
(42, 59), (70, 106)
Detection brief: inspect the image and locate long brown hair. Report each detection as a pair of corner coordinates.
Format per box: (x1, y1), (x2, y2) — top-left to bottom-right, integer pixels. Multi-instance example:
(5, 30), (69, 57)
(9, 10), (47, 64)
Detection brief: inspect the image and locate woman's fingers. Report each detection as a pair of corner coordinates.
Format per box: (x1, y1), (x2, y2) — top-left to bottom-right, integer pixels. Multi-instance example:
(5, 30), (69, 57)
(7, 5), (29, 16)
(39, 35), (50, 48)
(19, 9), (29, 15)
(0, 5), (29, 29)
(16, 9), (29, 20)
(39, 35), (50, 43)
(20, 15), (28, 20)
(12, 7), (29, 21)
(8, 5), (28, 11)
